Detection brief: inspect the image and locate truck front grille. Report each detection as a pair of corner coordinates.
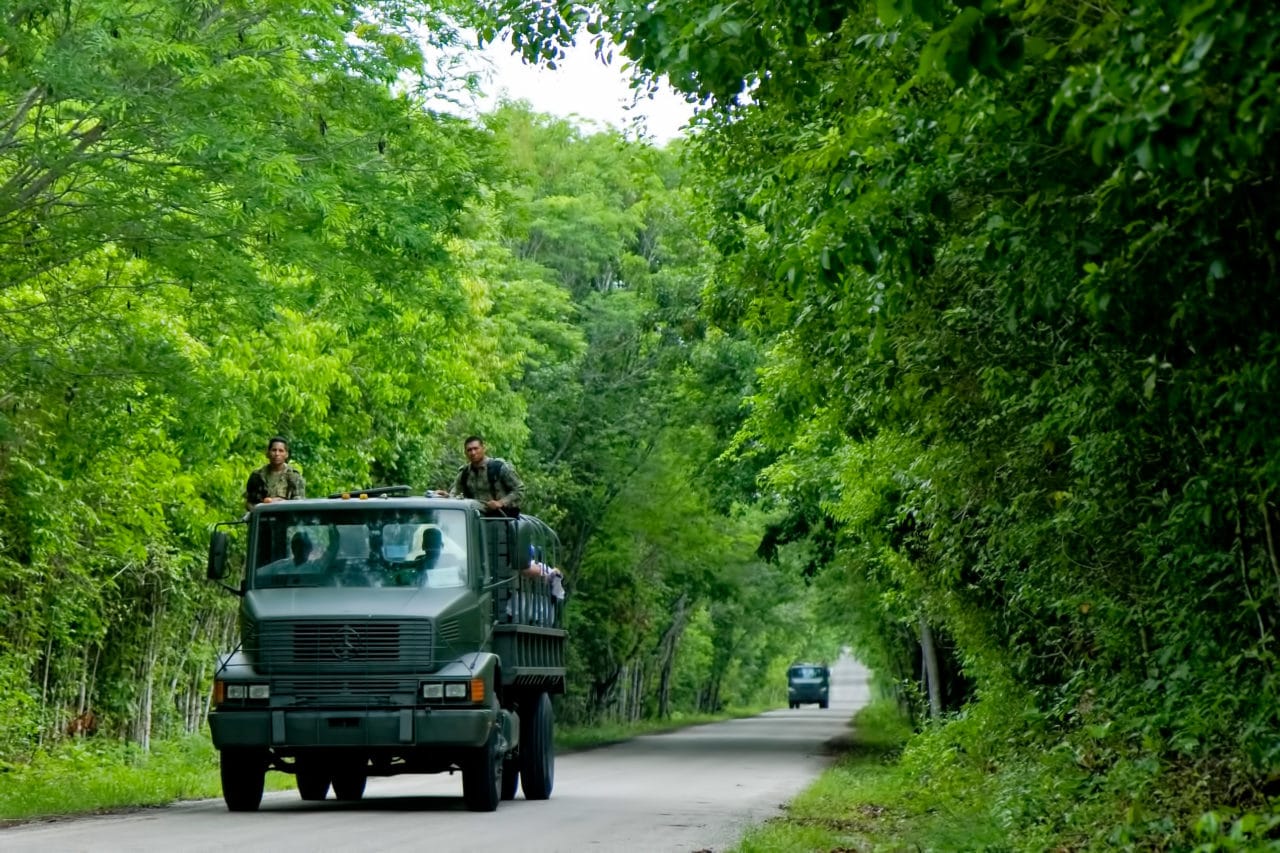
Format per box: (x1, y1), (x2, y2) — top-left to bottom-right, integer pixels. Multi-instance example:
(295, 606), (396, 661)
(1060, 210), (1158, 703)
(252, 620), (432, 672)
(273, 677), (416, 705)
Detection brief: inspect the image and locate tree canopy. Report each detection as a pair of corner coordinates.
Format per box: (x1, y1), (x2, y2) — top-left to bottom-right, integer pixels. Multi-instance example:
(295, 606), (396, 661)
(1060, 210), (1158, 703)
(480, 0), (1280, 843)
(9, 0), (1280, 843)
(0, 2), (823, 763)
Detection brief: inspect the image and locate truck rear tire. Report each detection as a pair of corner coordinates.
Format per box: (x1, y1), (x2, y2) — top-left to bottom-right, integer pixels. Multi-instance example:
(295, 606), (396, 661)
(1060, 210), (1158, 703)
(519, 692), (554, 801)
(297, 772), (330, 801)
(501, 758), (519, 800)
(220, 749), (266, 812)
(463, 729), (503, 812)
(331, 772), (367, 801)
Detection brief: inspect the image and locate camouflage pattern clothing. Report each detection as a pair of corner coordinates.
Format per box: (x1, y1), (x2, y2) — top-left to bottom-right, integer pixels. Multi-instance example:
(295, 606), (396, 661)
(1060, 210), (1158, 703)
(450, 457), (524, 513)
(245, 463), (305, 506)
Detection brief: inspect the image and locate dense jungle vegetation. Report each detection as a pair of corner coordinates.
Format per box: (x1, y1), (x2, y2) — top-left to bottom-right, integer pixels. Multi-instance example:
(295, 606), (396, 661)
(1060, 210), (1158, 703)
(0, 0), (831, 765)
(2, 0), (1279, 846)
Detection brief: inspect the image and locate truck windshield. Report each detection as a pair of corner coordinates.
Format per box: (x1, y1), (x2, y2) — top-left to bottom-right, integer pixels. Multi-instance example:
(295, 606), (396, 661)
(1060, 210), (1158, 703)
(250, 508), (468, 590)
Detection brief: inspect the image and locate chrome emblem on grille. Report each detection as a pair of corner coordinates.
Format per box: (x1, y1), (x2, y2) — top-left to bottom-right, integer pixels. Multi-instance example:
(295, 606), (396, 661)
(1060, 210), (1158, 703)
(332, 625), (359, 661)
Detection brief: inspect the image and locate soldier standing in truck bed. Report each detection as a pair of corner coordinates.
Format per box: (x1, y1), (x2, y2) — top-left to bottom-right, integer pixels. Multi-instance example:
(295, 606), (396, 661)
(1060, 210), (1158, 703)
(447, 435), (523, 518)
(244, 435), (306, 510)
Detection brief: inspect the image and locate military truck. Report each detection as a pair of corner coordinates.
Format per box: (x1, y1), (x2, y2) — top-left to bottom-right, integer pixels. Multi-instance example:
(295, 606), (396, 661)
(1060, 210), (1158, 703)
(205, 487), (566, 812)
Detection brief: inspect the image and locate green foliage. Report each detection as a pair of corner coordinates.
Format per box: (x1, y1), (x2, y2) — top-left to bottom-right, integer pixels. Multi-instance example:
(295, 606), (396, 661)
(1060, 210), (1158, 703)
(0, 0), (507, 761)
(553, 703), (770, 752)
(0, 5), (810, 778)
(733, 699), (1007, 853)
(477, 102), (807, 724)
(736, 696), (1280, 852)
(0, 735), (230, 820)
(489, 0), (1280, 842)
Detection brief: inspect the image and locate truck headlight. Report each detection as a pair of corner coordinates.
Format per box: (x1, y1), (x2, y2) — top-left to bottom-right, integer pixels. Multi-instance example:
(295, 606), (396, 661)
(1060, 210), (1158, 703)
(226, 684), (247, 700)
(444, 682), (467, 699)
(423, 683), (444, 700)
(248, 684), (270, 700)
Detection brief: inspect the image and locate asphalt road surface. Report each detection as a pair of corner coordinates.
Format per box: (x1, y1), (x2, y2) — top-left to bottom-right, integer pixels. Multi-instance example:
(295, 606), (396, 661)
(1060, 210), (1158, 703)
(3, 656), (869, 853)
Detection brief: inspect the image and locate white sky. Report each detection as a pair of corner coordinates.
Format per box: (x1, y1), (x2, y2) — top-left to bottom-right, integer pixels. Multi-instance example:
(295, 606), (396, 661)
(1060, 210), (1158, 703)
(457, 36), (698, 144)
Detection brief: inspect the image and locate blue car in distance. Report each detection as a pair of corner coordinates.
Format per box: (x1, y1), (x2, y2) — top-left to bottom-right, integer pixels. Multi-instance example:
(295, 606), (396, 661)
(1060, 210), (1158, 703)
(787, 663), (830, 709)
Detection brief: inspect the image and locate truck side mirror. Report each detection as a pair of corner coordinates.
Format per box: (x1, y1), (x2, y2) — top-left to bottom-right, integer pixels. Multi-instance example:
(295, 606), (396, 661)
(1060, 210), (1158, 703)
(207, 531), (229, 580)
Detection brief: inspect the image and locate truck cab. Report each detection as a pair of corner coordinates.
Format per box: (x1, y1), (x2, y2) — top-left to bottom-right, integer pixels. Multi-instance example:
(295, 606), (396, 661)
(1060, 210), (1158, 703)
(205, 488), (566, 812)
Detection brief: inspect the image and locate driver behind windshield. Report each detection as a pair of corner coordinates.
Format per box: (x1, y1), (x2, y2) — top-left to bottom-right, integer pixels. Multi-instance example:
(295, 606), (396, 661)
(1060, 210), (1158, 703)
(257, 531), (327, 586)
(418, 526), (465, 588)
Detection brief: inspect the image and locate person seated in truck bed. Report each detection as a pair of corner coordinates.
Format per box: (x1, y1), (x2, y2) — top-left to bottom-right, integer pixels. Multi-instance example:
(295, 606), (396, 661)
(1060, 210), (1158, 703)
(507, 546), (564, 625)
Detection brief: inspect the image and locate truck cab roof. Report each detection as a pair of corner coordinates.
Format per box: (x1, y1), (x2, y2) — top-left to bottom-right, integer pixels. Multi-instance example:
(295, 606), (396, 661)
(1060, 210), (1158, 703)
(252, 492), (478, 514)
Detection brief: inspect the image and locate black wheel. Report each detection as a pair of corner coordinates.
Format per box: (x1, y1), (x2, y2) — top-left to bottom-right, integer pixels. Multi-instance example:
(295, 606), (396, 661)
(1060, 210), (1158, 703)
(331, 772), (367, 801)
(220, 749), (266, 812)
(519, 692), (554, 801)
(463, 728), (503, 812)
(789, 702), (796, 709)
(297, 771), (329, 801)
(501, 757), (519, 800)
(819, 699), (829, 709)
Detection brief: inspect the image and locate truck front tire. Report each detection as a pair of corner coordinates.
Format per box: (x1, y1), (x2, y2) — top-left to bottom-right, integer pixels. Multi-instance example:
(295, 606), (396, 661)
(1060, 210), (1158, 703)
(220, 749), (266, 812)
(463, 729), (503, 812)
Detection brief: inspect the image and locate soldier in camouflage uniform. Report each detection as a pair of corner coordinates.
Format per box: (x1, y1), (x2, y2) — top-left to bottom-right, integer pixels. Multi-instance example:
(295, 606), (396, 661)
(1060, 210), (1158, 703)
(448, 435), (524, 517)
(244, 435), (306, 510)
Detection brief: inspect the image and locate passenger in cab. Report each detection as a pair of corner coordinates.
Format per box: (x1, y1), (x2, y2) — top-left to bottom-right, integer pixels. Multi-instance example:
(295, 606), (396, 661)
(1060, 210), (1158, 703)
(257, 531), (323, 586)
(419, 527), (465, 588)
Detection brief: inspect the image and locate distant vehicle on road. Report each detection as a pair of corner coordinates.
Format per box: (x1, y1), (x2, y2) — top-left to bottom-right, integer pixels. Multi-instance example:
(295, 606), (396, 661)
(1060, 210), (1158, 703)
(787, 663), (830, 709)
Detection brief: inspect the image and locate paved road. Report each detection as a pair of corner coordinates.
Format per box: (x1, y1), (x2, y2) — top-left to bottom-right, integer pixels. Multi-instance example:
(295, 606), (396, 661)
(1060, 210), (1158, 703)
(3, 657), (869, 853)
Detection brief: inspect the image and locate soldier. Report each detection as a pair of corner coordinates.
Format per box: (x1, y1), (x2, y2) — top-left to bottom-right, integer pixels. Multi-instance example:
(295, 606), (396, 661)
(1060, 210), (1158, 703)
(244, 435), (306, 510)
(447, 435), (524, 518)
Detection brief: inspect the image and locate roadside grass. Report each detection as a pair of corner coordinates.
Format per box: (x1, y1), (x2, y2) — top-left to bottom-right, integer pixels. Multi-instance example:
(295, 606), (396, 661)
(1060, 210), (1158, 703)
(556, 704), (771, 751)
(731, 699), (1280, 852)
(0, 704), (771, 822)
(731, 700), (1009, 853)
(0, 736), (229, 823)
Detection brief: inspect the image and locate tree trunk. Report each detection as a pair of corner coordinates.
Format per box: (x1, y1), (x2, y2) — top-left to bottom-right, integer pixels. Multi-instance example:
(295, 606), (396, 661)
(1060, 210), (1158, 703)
(920, 615), (942, 720)
(631, 662), (644, 722)
(132, 580), (165, 752)
(592, 661), (623, 720)
(655, 593), (689, 719)
(38, 632), (53, 748)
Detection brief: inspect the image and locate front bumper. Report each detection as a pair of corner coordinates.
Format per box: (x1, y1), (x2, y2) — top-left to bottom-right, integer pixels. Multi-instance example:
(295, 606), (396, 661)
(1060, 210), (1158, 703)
(209, 706), (493, 749)
(788, 689), (829, 703)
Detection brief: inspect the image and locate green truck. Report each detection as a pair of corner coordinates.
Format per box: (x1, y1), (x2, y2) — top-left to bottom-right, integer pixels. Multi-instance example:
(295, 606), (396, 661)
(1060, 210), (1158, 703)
(205, 487), (566, 812)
